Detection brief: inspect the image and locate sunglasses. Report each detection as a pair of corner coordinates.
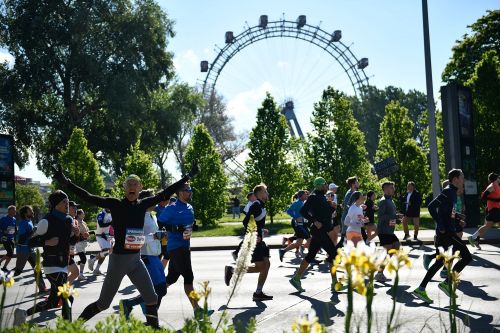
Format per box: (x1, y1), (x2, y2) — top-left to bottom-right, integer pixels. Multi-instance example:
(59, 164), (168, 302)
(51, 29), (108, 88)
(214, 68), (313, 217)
(183, 188), (193, 193)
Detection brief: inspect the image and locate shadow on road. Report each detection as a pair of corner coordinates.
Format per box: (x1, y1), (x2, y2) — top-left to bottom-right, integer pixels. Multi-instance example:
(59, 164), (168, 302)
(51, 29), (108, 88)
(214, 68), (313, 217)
(457, 280), (498, 301)
(226, 302), (267, 333)
(294, 291), (345, 326)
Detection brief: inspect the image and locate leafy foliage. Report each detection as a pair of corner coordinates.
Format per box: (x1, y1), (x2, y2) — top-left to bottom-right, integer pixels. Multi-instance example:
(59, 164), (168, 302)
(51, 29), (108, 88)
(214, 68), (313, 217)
(442, 10), (500, 85)
(350, 86), (428, 161)
(245, 93), (301, 222)
(112, 140), (159, 197)
(465, 50), (500, 189)
(0, 0), (175, 174)
(56, 128), (105, 217)
(306, 87), (378, 199)
(376, 102), (431, 198)
(14, 184), (47, 220)
(184, 124), (228, 226)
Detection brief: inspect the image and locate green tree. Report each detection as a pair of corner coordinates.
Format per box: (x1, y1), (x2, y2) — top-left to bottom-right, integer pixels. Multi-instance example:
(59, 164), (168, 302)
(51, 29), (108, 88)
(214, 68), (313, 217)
(306, 87), (377, 199)
(15, 184), (47, 221)
(0, 0), (175, 173)
(140, 83), (205, 187)
(245, 93), (300, 223)
(376, 102), (431, 199)
(351, 86), (428, 161)
(466, 50), (500, 189)
(183, 124), (228, 226)
(56, 128), (105, 218)
(442, 10), (500, 85)
(112, 140), (159, 197)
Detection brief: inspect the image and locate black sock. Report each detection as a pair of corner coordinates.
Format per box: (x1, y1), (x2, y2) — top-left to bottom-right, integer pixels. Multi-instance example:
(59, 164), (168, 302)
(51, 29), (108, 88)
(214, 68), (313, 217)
(78, 302), (101, 321)
(145, 304), (159, 328)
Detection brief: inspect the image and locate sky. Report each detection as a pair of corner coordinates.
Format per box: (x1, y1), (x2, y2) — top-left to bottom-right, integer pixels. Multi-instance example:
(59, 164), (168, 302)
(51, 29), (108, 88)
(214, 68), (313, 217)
(5, 0), (498, 182)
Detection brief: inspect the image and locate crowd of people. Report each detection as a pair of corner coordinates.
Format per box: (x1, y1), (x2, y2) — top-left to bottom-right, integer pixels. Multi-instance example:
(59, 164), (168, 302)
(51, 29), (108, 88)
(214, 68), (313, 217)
(1, 165), (499, 328)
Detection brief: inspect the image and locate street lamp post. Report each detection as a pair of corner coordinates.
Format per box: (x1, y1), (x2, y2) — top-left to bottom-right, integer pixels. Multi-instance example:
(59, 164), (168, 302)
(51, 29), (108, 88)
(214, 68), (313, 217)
(422, 0), (441, 197)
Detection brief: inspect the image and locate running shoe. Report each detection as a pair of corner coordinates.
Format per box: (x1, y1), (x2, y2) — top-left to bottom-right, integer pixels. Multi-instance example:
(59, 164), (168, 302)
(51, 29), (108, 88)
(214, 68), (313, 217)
(119, 299), (133, 319)
(403, 234), (410, 241)
(224, 265), (234, 286)
(14, 308), (27, 326)
(279, 248), (285, 262)
(423, 254), (432, 271)
(438, 281), (457, 299)
(252, 292), (273, 301)
(440, 268), (448, 279)
(468, 236), (477, 248)
(412, 288), (434, 304)
(375, 272), (389, 282)
(289, 277), (305, 292)
(88, 255), (96, 271)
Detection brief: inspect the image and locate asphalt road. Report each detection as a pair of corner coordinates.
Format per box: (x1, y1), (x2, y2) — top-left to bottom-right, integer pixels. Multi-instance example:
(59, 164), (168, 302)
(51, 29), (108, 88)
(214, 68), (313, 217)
(2, 244), (500, 332)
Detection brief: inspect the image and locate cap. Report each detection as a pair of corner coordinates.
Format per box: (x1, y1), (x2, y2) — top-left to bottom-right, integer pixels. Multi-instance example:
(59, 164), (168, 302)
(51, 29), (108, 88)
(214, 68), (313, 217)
(313, 177), (327, 189)
(68, 201), (80, 208)
(328, 183), (338, 190)
(246, 191), (254, 199)
(49, 190), (68, 209)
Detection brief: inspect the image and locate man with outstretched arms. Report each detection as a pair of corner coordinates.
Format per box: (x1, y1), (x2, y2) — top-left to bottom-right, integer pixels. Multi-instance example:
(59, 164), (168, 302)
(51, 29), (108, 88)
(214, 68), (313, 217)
(52, 163), (199, 329)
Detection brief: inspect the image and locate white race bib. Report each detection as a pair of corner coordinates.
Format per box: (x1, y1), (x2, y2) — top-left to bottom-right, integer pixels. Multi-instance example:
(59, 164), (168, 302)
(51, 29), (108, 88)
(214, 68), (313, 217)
(124, 228), (145, 250)
(6, 226), (15, 235)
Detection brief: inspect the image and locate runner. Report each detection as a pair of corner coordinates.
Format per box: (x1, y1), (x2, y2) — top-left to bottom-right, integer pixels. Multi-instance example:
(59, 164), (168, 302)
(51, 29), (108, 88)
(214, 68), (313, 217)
(469, 172), (500, 250)
(88, 208), (112, 275)
(53, 163), (199, 329)
(289, 177), (339, 293)
(157, 198), (175, 268)
(13, 205), (48, 292)
(344, 191), (369, 246)
(0, 205), (17, 272)
(67, 201), (80, 283)
(14, 190), (80, 325)
(120, 190), (167, 319)
(326, 183), (340, 246)
(376, 181), (403, 282)
(279, 190), (310, 261)
(225, 184), (273, 301)
(413, 169), (472, 304)
(158, 183), (214, 317)
(75, 209), (90, 280)
(339, 177), (359, 247)
(364, 191), (378, 242)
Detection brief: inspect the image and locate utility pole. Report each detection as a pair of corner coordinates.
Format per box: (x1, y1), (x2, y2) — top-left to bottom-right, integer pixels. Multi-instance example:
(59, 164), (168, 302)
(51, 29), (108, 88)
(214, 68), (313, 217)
(422, 0), (441, 197)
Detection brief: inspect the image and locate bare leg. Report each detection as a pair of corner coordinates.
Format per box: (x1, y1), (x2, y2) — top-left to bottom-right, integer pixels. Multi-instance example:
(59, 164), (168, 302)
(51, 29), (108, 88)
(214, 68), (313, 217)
(413, 218), (420, 238)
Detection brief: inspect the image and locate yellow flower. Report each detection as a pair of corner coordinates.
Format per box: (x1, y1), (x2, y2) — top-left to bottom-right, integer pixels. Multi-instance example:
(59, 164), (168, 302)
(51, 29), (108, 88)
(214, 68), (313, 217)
(188, 290), (201, 302)
(291, 320), (298, 332)
(57, 282), (78, 299)
(3, 277), (14, 287)
(335, 281), (343, 291)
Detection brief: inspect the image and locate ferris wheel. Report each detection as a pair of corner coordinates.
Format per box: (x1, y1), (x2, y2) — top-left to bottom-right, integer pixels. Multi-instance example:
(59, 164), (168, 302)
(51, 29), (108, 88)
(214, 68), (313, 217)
(199, 14), (371, 175)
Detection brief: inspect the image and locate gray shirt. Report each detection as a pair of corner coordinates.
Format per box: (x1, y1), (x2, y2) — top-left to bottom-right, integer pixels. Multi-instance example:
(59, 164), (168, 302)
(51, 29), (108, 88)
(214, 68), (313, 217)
(377, 195), (398, 235)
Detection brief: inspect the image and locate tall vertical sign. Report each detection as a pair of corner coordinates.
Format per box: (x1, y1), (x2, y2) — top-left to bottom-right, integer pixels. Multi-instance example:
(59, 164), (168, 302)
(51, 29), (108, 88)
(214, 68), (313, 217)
(0, 134), (15, 216)
(441, 84), (480, 227)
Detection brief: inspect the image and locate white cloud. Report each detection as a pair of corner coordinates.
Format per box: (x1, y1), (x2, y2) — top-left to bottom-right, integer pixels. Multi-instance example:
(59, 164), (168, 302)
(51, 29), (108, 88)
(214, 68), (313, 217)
(173, 49), (199, 71)
(0, 51), (14, 66)
(227, 81), (274, 132)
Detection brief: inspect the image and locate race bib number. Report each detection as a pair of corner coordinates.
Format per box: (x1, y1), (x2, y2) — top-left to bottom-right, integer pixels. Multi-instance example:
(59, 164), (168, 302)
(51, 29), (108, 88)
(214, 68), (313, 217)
(124, 228), (145, 250)
(6, 226), (15, 235)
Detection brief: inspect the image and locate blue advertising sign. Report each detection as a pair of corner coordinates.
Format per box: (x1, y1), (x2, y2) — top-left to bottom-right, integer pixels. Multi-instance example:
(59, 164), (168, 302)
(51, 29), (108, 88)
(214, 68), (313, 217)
(0, 134), (15, 215)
